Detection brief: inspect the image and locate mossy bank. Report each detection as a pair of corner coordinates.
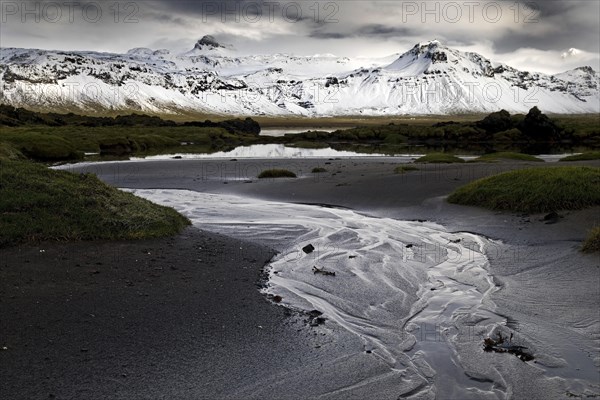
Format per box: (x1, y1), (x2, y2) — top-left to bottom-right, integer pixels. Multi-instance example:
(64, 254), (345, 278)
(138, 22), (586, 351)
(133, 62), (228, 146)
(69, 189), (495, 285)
(0, 158), (190, 247)
(448, 166), (600, 213)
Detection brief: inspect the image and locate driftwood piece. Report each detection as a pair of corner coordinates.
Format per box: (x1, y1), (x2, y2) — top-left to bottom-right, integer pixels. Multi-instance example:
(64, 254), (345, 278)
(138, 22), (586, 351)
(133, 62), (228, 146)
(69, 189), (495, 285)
(312, 266), (336, 276)
(483, 332), (534, 362)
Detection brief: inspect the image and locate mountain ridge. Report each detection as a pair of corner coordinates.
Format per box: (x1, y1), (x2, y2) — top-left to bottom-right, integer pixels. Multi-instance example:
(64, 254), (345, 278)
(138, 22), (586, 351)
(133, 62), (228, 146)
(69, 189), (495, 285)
(0, 39), (598, 116)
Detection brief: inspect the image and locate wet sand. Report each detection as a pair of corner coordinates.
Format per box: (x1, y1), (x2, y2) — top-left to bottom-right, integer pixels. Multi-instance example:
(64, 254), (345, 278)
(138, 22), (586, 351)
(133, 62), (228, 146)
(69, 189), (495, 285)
(2, 158), (599, 399)
(2, 228), (389, 399)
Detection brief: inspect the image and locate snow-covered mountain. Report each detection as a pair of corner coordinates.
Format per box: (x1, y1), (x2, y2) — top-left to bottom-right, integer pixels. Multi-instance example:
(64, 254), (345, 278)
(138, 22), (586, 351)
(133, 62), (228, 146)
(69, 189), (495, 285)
(1, 37), (598, 116)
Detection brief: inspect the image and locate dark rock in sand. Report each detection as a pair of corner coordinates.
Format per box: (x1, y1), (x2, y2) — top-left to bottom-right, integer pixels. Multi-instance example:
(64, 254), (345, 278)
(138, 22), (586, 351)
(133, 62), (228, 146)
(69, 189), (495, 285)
(542, 211), (561, 224)
(302, 244), (315, 254)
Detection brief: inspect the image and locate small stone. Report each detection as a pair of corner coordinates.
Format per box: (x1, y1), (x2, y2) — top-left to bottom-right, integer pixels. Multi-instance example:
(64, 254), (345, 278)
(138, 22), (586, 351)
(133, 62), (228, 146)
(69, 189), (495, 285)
(302, 244), (315, 254)
(542, 212), (561, 224)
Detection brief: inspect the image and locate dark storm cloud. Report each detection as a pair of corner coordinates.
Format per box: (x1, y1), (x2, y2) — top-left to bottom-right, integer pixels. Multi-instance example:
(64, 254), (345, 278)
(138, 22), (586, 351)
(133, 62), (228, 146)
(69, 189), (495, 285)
(357, 25), (413, 37)
(150, 0), (247, 15)
(492, 0), (600, 53)
(524, 0), (579, 17)
(146, 0), (599, 53)
(144, 12), (188, 25)
(149, 0), (284, 18)
(309, 31), (347, 39)
(493, 29), (600, 54)
(310, 24), (413, 40)
(0, 0), (597, 73)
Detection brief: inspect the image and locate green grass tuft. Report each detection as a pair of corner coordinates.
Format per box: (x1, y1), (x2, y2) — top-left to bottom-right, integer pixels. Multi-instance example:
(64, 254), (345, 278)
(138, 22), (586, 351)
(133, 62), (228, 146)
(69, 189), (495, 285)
(258, 169), (297, 179)
(448, 167), (600, 213)
(470, 152), (544, 163)
(0, 142), (25, 160)
(0, 159), (190, 247)
(311, 167), (328, 173)
(394, 165), (419, 174)
(582, 226), (600, 253)
(414, 153), (465, 164)
(560, 152), (600, 162)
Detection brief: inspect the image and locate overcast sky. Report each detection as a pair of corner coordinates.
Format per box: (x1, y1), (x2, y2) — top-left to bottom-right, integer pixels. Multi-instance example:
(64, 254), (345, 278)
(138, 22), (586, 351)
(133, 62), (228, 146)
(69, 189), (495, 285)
(1, 0), (599, 74)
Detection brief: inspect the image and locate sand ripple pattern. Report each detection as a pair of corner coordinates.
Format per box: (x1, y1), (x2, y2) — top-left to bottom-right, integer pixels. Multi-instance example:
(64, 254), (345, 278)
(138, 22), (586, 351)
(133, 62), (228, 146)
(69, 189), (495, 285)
(131, 189), (508, 399)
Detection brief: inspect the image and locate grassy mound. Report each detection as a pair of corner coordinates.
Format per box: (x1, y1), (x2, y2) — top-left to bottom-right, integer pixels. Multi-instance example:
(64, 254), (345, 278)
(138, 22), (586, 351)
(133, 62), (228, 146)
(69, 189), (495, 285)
(560, 152), (600, 162)
(0, 159), (190, 247)
(258, 169), (297, 179)
(470, 152), (544, 163)
(415, 153), (465, 164)
(582, 227), (600, 253)
(447, 167), (600, 213)
(394, 165), (419, 174)
(1, 133), (83, 161)
(311, 167), (328, 173)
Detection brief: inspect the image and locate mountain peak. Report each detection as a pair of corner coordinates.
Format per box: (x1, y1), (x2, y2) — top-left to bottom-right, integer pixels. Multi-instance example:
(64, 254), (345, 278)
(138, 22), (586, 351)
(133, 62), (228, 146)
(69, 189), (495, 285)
(195, 35), (225, 50)
(414, 40), (445, 52)
(406, 40), (451, 63)
(419, 39), (442, 47)
(561, 48), (581, 59)
(386, 39), (500, 77)
(126, 47), (154, 56)
(575, 66), (595, 73)
(386, 39), (450, 67)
